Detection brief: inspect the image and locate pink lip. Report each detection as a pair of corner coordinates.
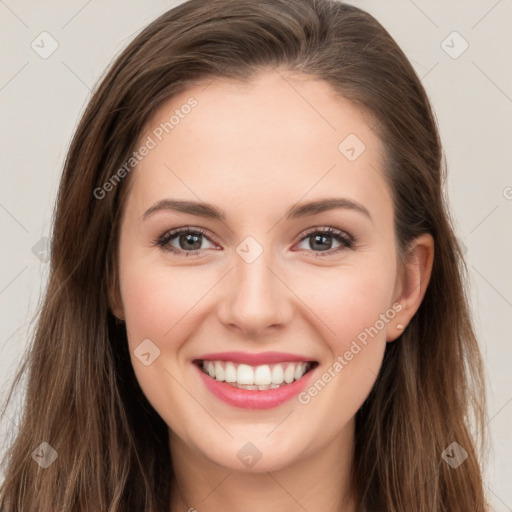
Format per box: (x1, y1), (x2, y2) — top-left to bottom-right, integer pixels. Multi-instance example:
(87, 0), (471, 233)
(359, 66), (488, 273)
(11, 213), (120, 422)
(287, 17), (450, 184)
(193, 360), (318, 410)
(194, 351), (315, 365)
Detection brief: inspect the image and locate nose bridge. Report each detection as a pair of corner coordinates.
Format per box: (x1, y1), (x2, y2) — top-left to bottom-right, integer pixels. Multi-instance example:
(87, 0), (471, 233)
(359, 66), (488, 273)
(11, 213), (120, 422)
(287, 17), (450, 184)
(219, 236), (292, 334)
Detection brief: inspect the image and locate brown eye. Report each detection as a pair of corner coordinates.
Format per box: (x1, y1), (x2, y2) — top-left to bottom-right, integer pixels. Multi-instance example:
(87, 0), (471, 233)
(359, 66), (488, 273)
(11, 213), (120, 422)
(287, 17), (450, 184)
(156, 227), (217, 256)
(294, 227), (355, 257)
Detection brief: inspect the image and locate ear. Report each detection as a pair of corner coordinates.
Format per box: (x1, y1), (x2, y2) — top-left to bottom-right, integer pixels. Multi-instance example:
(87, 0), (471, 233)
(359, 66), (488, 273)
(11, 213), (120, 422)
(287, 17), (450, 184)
(386, 233), (434, 342)
(107, 260), (125, 321)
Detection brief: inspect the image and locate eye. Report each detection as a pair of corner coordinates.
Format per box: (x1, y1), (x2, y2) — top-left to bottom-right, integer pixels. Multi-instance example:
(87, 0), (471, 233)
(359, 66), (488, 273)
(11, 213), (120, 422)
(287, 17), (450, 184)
(293, 227), (355, 257)
(155, 227), (218, 256)
(154, 225), (356, 258)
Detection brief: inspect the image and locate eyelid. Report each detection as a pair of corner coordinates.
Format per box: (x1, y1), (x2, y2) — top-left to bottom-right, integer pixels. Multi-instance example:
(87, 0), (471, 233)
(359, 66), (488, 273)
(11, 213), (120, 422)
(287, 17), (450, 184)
(293, 226), (355, 254)
(155, 226), (219, 251)
(155, 225), (356, 257)
(295, 225), (351, 242)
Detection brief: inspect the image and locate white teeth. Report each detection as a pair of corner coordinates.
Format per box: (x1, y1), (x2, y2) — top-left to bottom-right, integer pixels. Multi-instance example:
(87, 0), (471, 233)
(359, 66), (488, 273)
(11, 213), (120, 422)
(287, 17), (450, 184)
(283, 364), (295, 383)
(199, 360), (313, 388)
(214, 361), (225, 382)
(237, 364), (254, 385)
(254, 365), (272, 385)
(225, 362), (237, 382)
(271, 365), (284, 384)
(295, 363), (306, 381)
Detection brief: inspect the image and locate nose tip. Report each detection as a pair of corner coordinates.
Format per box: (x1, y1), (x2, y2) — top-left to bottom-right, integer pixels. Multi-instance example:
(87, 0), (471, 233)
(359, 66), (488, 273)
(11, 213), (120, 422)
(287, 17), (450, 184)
(217, 251), (293, 337)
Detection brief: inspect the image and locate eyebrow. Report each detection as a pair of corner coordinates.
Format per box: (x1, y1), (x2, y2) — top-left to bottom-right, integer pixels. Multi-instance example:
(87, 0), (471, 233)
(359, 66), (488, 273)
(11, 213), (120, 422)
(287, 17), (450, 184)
(142, 197), (372, 222)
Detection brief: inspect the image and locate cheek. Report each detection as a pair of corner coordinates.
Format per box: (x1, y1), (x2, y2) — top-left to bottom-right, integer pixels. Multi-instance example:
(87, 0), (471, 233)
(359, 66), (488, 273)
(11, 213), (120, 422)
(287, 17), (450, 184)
(120, 258), (211, 344)
(289, 261), (395, 411)
(119, 259), (209, 426)
(290, 259), (396, 348)
(120, 247), (397, 369)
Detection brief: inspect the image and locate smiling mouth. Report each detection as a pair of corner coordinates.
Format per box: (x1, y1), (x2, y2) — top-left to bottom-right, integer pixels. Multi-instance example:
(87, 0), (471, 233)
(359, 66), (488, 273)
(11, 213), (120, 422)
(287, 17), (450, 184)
(194, 360), (318, 390)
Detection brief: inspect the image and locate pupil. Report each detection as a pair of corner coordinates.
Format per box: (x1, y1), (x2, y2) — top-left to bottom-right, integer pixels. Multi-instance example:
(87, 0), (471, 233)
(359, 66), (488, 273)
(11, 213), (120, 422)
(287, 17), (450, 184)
(181, 233), (201, 250)
(312, 234), (331, 251)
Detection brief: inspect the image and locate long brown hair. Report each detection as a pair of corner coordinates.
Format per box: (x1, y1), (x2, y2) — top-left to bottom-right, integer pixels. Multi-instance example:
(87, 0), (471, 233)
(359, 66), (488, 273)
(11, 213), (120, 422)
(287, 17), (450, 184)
(0, 1), (489, 510)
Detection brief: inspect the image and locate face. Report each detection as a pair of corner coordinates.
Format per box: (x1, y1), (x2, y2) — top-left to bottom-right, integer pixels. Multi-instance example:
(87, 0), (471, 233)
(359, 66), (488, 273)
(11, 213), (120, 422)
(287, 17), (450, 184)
(114, 69), (404, 473)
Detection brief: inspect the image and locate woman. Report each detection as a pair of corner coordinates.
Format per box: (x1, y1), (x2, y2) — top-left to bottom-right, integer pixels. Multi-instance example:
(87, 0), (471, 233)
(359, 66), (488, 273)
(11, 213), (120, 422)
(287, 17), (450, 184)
(0, 0), (489, 510)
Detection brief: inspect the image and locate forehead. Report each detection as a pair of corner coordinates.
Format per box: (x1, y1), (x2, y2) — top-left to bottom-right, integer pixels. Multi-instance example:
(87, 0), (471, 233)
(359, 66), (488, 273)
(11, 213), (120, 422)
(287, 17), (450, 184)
(124, 70), (391, 225)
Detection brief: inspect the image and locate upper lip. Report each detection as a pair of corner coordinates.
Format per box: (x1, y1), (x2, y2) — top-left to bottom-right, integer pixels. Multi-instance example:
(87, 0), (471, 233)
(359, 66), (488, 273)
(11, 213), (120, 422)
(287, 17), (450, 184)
(194, 351), (316, 366)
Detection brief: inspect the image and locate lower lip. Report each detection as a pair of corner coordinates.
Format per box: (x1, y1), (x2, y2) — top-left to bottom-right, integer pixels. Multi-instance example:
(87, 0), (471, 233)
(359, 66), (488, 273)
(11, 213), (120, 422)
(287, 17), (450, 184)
(195, 364), (316, 410)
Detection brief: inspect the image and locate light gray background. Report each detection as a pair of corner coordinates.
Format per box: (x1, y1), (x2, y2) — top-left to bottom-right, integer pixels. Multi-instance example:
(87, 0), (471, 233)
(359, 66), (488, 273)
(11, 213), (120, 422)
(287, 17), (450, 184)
(1, 0), (511, 509)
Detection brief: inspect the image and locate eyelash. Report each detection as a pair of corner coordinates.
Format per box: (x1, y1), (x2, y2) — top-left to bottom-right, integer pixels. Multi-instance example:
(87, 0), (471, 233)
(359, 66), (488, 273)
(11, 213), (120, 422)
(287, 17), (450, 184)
(154, 226), (356, 258)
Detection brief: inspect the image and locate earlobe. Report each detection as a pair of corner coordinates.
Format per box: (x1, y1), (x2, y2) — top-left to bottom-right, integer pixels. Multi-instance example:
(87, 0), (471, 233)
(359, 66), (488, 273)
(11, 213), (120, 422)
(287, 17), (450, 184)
(110, 304), (125, 323)
(107, 268), (125, 322)
(387, 233), (434, 342)
(109, 294), (125, 322)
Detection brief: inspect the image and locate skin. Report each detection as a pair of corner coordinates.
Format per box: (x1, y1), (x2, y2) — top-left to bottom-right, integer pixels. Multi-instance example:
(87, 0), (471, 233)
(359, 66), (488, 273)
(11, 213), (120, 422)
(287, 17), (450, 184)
(111, 69), (434, 512)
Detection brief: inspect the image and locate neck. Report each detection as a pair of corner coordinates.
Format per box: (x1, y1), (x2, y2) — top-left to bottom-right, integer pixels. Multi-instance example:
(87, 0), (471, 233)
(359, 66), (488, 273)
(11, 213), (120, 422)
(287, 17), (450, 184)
(168, 419), (357, 512)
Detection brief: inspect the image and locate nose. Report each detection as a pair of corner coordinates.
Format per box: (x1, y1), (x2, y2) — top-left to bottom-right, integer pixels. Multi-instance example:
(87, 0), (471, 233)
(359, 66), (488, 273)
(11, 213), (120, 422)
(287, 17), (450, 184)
(217, 248), (294, 338)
